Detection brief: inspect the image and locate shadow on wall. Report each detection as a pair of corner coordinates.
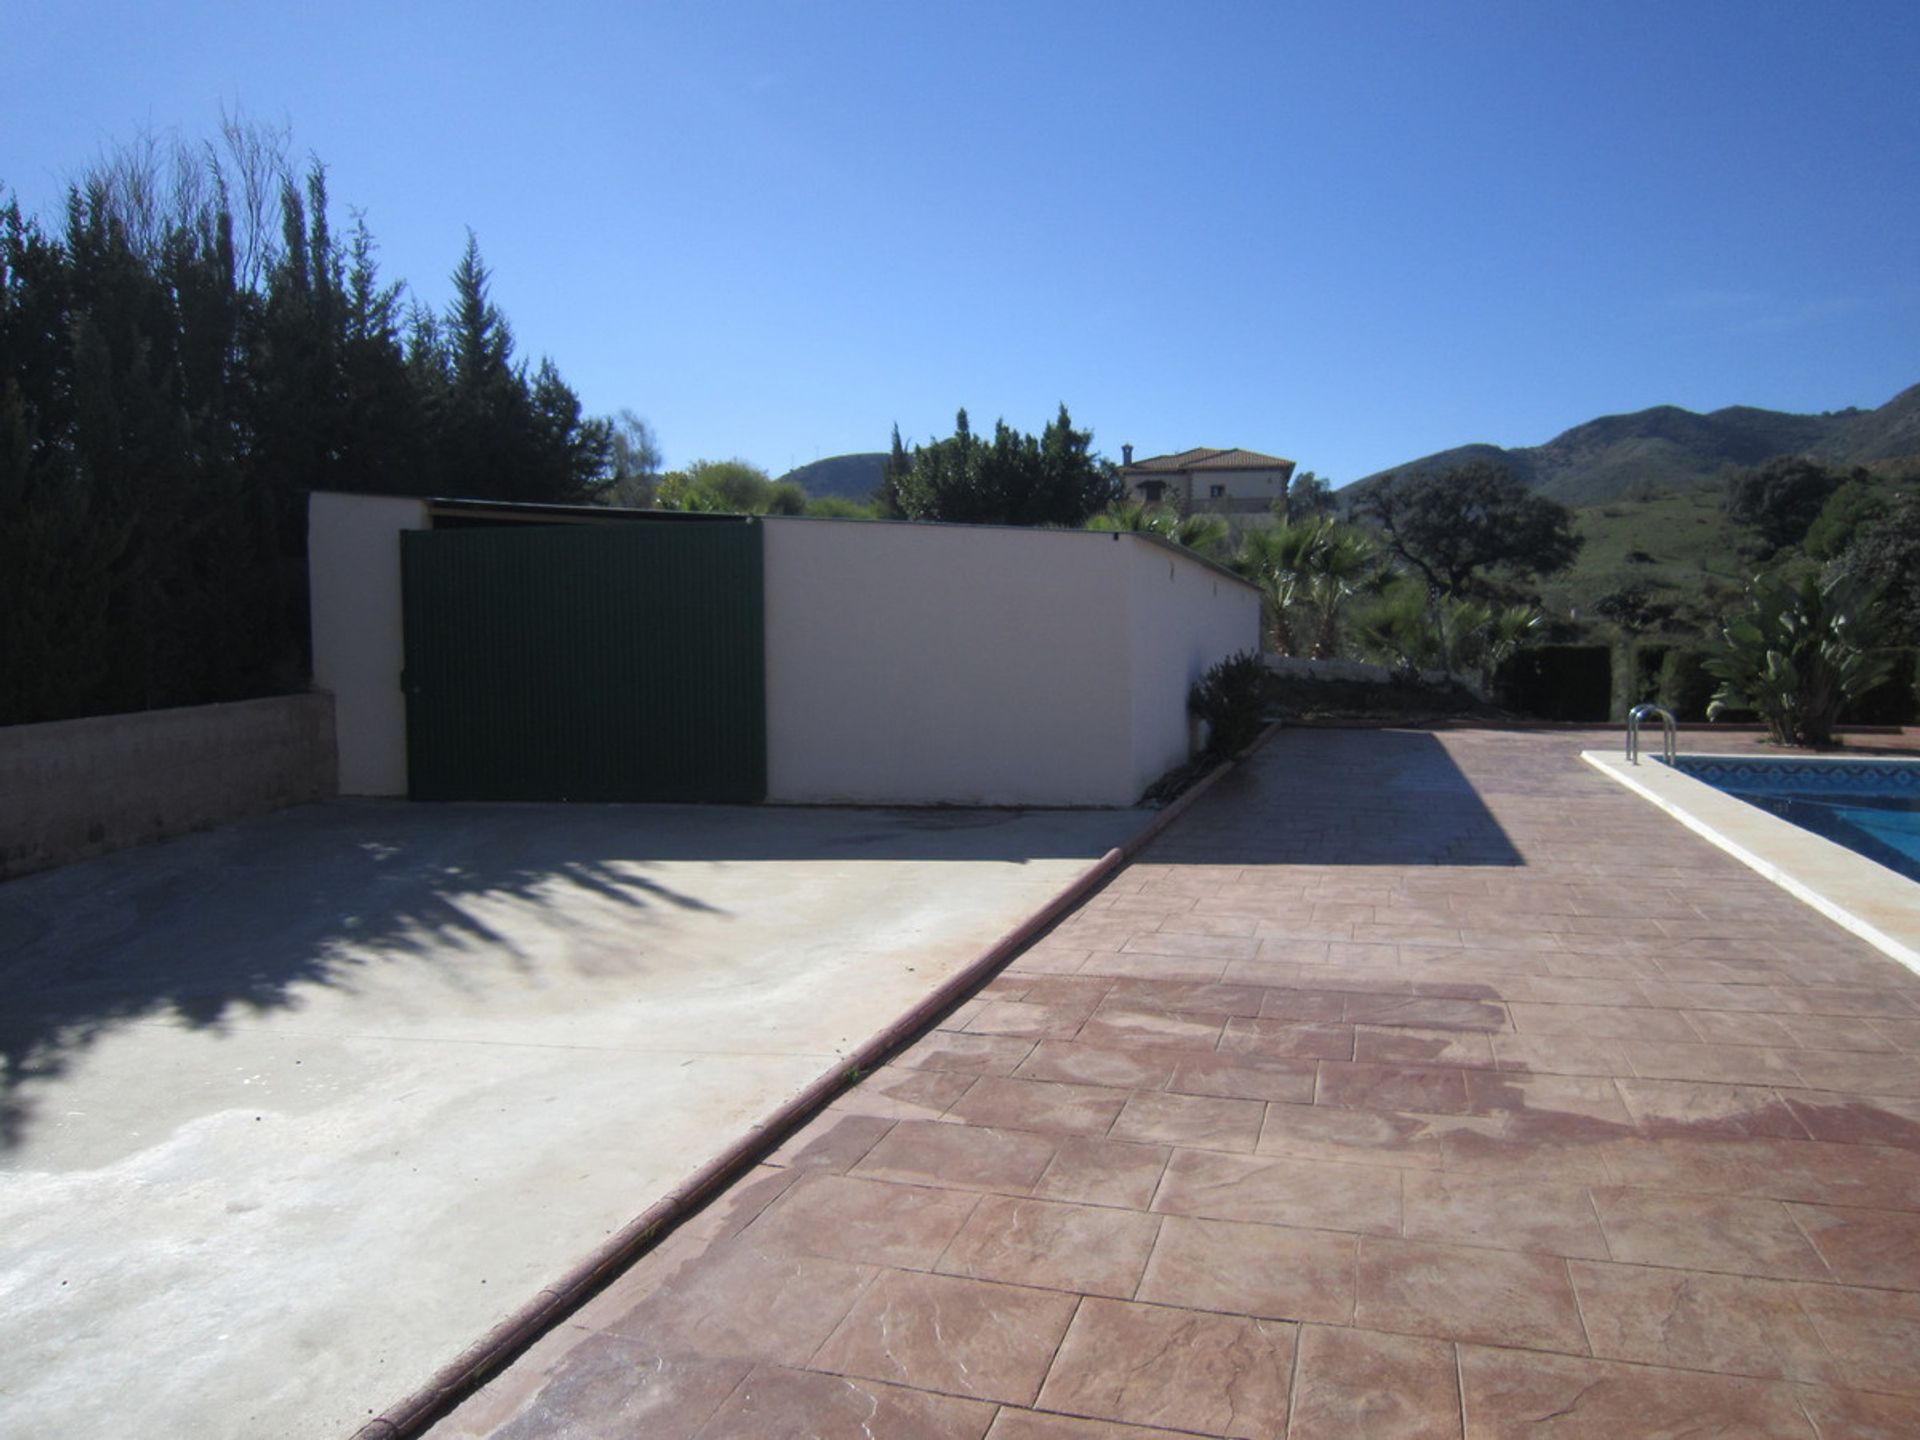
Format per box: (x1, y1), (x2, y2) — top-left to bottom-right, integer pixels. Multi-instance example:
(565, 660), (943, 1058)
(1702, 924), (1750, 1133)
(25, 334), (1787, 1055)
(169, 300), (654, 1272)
(1142, 728), (1527, 867)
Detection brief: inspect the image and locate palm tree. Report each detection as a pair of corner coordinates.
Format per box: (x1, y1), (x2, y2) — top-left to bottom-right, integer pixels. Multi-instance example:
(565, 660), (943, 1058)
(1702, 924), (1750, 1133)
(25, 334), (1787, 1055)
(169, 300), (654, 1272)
(1085, 501), (1231, 561)
(1355, 577), (1444, 674)
(1085, 499), (1171, 533)
(1166, 512), (1232, 561)
(1237, 518), (1382, 657)
(1357, 583), (1542, 690)
(1300, 526), (1379, 658)
(1236, 521), (1325, 655)
(1481, 604), (1544, 681)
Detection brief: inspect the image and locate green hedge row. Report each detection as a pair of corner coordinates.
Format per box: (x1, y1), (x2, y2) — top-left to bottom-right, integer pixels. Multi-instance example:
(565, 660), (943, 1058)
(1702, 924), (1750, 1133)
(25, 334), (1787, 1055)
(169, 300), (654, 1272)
(1495, 644), (1918, 725)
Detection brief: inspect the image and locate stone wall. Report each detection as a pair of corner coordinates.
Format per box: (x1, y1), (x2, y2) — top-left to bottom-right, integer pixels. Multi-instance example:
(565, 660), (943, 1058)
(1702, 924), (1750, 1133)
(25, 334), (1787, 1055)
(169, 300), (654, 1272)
(0, 694), (336, 879)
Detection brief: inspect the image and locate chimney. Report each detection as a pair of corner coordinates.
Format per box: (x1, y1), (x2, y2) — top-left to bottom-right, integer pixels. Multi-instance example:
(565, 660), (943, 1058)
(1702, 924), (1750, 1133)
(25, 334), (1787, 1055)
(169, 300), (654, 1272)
(1122, 444), (1133, 466)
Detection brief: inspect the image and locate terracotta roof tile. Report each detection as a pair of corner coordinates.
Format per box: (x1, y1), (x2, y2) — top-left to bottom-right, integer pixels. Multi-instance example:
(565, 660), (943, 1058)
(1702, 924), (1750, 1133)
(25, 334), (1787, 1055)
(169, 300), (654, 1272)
(1125, 447), (1294, 473)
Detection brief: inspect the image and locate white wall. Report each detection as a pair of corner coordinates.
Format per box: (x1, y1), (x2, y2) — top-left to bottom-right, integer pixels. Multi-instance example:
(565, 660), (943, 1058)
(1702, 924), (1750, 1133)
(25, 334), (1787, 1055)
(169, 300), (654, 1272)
(308, 499), (1262, 808)
(308, 491), (429, 795)
(1126, 538), (1264, 795)
(764, 520), (1260, 807)
(764, 520), (1139, 805)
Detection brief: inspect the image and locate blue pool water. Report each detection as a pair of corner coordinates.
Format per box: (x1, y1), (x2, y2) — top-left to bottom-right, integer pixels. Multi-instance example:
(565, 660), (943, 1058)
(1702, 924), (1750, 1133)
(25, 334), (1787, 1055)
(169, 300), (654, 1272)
(1672, 756), (1920, 883)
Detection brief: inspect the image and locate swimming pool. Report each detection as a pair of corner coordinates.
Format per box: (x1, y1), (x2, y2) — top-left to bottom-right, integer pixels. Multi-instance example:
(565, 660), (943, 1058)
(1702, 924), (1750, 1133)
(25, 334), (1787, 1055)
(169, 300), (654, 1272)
(1671, 755), (1920, 883)
(1582, 746), (1920, 972)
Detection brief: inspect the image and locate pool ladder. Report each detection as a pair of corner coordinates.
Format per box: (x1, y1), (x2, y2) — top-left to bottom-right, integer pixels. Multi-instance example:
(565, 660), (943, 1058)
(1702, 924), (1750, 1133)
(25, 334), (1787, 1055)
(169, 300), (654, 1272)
(1626, 704), (1677, 765)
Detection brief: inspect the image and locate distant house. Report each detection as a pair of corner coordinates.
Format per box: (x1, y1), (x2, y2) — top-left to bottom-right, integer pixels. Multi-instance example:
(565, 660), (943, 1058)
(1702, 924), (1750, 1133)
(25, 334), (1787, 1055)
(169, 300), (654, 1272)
(1119, 446), (1296, 522)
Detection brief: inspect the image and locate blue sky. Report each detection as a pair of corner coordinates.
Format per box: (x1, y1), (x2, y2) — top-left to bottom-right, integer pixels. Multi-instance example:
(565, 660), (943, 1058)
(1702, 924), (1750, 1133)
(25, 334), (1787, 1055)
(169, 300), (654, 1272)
(6, 1), (1916, 485)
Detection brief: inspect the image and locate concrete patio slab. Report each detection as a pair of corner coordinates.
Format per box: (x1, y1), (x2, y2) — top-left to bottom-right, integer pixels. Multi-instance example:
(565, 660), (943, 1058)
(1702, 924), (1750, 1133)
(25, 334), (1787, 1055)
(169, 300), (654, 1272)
(0, 798), (1146, 1438)
(436, 725), (1920, 1440)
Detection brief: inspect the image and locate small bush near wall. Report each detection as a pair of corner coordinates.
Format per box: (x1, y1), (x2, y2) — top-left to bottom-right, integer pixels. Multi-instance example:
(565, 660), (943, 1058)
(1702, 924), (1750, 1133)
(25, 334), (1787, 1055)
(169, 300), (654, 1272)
(1495, 645), (1614, 721)
(1189, 651), (1270, 757)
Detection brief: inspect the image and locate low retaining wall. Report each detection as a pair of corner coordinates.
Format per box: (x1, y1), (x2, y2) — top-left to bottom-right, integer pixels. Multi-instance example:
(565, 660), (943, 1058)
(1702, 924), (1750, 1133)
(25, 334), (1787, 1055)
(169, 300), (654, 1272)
(0, 694), (337, 879)
(1265, 654), (1486, 697)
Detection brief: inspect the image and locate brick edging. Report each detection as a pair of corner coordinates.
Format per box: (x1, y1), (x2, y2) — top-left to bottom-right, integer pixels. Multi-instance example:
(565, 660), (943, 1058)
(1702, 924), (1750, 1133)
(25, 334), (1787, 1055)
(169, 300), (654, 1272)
(348, 723), (1279, 1439)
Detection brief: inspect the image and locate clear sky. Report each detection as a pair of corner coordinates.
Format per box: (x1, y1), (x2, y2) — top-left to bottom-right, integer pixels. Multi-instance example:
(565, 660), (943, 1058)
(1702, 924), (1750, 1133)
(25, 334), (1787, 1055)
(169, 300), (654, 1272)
(6, 1), (1916, 485)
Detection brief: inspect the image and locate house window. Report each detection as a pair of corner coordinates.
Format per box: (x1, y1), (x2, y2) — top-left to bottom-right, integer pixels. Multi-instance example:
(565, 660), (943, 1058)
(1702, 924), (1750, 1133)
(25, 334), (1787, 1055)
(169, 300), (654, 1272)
(1208, 484), (1226, 499)
(1140, 480), (1167, 503)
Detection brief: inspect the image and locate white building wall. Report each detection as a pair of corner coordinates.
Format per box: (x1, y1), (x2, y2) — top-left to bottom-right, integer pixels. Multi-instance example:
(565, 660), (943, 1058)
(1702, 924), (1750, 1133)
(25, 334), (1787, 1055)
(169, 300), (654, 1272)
(308, 491), (429, 795)
(1125, 539), (1264, 796)
(1212, 466), (1289, 500)
(763, 519), (1138, 806)
(309, 499), (1263, 808)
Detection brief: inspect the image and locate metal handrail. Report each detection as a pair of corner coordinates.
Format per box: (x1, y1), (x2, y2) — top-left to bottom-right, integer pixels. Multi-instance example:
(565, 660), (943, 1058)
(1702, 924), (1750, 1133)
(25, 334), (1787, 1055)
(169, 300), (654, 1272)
(1626, 704), (1677, 765)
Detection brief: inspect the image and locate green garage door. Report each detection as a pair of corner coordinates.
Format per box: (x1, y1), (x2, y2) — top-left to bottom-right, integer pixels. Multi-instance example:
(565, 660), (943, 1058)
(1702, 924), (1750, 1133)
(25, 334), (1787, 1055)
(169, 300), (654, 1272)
(400, 520), (766, 802)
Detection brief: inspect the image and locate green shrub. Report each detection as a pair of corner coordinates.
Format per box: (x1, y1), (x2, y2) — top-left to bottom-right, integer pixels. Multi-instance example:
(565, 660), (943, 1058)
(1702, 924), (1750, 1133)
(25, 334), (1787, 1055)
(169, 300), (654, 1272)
(1494, 645), (1613, 720)
(1842, 649), (1920, 725)
(1656, 649), (1718, 722)
(1705, 572), (1894, 746)
(1353, 579), (1541, 693)
(1352, 579), (1444, 675)
(1188, 651), (1270, 757)
(1612, 642), (1667, 721)
(804, 495), (877, 519)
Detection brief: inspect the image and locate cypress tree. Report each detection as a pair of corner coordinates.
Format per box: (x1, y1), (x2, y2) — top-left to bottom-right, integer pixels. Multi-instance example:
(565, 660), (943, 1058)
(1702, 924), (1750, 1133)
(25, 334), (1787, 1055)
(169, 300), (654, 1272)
(0, 124), (621, 724)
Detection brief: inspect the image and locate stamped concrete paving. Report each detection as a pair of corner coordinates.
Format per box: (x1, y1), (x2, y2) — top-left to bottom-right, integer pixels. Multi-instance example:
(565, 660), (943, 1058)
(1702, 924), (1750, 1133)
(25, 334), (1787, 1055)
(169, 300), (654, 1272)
(0, 798), (1145, 1439)
(439, 726), (1920, 1438)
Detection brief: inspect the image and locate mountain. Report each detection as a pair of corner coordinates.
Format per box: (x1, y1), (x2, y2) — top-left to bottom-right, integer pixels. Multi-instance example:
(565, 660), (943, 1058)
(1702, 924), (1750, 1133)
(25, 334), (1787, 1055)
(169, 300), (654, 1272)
(1348, 384), (1920, 507)
(1819, 383), (1920, 466)
(777, 452), (887, 502)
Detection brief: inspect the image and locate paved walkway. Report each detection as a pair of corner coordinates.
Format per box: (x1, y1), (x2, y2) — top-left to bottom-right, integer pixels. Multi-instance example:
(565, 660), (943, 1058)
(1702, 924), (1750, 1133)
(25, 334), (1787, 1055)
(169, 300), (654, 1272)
(439, 727), (1920, 1439)
(0, 800), (1145, 1439)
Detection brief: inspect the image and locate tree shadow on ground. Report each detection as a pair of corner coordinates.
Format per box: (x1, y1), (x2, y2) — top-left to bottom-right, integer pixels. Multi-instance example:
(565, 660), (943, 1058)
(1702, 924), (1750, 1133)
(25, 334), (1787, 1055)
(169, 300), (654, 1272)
(0, 806), (725, 1150)
(0, 796), (1141, 1150)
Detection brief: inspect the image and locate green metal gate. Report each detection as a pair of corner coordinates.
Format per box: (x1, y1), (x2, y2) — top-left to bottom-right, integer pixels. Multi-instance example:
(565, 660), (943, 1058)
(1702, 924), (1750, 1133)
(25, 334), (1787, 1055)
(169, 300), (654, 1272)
(400, 520), (766, 802)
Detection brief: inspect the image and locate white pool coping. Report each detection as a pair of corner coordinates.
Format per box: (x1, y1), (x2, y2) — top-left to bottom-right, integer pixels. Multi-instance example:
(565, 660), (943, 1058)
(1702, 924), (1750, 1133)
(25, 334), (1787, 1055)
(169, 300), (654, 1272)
(1581, 749), (1920, 976)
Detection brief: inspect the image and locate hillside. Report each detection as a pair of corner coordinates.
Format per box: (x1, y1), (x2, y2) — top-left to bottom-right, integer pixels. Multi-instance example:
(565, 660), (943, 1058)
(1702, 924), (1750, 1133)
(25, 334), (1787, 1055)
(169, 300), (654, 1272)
(1820, 383), (1920, 465)
(1539, 489), (1747, 633)
(1348, 383), (1920, 507)
(777, 452), (887, 501)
